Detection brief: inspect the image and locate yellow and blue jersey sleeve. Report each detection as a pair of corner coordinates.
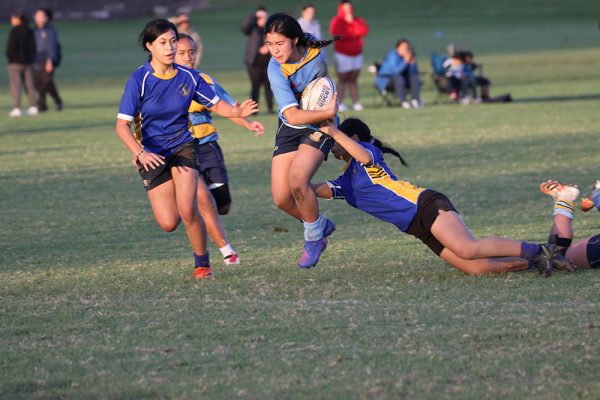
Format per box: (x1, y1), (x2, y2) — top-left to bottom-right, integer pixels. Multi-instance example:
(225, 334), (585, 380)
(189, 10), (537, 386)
(267, 44), (328, 127)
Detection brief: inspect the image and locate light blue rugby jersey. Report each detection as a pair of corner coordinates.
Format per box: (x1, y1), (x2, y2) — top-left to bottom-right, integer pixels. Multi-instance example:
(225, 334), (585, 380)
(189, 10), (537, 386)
(267, 41), (328, 128)
(117, 61), (220, 156)
(328, 142), (428, 232)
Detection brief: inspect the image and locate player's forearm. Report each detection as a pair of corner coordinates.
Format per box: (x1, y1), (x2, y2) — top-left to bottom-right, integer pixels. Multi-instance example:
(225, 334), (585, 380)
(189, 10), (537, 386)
(323, 126), (373, 165)
(115, 122), (143, 156)
(311, 182), (333, 199)
(283, 107), (333, 126)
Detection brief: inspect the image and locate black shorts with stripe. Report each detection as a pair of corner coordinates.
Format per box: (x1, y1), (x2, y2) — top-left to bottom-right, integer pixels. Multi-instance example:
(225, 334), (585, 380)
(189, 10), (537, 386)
(197, 141), (228, 187)
(272, 119), (333, 158)
(136, 140), (199, 191)
(405, 190), (459, 256)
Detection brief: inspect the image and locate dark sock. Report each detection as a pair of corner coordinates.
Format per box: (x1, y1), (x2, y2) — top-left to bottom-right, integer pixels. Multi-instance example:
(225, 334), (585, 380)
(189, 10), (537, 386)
(520, 242), (541, 260)
(194, 252), (210, 268)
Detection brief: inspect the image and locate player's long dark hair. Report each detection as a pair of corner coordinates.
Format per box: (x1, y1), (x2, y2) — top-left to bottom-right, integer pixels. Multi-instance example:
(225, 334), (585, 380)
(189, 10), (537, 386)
(139, 19), (179, 56)
(265, 13), (339, 49)
(339, 118), (408, 166)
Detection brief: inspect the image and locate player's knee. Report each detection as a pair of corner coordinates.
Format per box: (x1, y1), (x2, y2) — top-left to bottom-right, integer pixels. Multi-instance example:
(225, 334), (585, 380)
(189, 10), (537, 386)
(177, 204), (197, 225)
(210, 184), (231, 215)
(156, 217), (180, 233)
(453, 243), (479, 260)
(218, 204), (230, 215)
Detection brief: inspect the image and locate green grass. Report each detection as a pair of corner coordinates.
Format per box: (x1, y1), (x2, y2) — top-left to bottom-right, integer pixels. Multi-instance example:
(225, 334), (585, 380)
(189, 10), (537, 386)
(2, 0), (600, 398)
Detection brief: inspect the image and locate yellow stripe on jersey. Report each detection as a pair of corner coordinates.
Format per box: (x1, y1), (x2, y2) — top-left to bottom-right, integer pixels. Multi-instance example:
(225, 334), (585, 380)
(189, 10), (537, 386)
(189, 100), (208, 113)
(191, 123), (217, 139)
(199, 72), (214, 85)
(153, 69), (178, 80)
(364, 164), (425, 203)
(134, 112), (142, 143)
(280, 47), (321, 79)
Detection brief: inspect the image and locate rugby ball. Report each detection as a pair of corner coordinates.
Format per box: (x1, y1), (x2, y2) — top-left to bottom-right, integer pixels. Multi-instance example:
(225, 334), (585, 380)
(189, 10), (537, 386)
(300, 77), (336, 111)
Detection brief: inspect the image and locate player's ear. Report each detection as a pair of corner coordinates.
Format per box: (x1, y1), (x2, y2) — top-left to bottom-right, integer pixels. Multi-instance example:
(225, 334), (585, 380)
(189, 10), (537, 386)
(351, 134), (360, 142)
(293, 37), (298, 47)
(145, 41), (152, 52)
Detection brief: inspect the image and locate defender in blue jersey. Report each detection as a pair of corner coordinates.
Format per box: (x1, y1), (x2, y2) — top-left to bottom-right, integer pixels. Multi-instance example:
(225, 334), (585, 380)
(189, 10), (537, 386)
(313, 118), (572, 275)
(264, 13), (339, 268)
(115, 19), (258, 279)
(175, 33), (264, 266)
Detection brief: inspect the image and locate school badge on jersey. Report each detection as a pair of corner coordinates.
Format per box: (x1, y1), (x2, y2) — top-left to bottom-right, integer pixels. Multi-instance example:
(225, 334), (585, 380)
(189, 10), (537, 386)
(179, 83), (190, 97)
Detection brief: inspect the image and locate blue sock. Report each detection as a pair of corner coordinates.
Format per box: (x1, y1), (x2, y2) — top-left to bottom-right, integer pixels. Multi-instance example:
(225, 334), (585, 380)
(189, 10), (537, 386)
(303, 215), (324, 241)
(520, 242), (540, 260)
(194, 252), (210, 268)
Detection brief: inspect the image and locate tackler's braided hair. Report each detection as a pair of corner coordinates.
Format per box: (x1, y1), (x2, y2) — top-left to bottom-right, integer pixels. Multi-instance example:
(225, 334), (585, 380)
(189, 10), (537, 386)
(338, 118), (408, 167)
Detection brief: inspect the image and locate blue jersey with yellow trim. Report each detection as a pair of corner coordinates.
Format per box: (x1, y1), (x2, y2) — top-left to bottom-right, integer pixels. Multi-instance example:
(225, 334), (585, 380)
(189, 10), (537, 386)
(188, 71), (235, 145)
(117, 61), (220, 156)
(267, 37), (328, 128)
(328, 142), (428, 232)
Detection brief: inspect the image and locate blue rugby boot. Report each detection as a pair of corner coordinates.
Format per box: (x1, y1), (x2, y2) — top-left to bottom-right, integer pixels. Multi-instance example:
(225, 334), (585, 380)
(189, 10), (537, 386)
(298, 238), (327, 268)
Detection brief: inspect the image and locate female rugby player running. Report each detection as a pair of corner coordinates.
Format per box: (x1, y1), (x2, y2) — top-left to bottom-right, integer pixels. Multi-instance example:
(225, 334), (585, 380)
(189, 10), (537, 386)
(312, 118), (573, 275)
(265, 12), (339, 268)
(115, 19), (258, 279)
(175, 33), (264, 266)
(538, 179), (600, 273)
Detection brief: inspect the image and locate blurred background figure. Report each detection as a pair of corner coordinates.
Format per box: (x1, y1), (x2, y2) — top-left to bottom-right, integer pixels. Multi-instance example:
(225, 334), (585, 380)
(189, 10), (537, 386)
(329, 0), (368, 112)
(241, 6), (273, 114)
(298, 3), (322, 40)
(375, 39), (423, 109)
(33, 8), (62, 112)
(175, 13), (203, 68)
(6, 12), (37, 117)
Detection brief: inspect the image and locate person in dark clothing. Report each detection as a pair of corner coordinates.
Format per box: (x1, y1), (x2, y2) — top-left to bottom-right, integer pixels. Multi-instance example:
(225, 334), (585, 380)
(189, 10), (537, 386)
(33, 8), (62, 112)
(6, 13), (37, 117)
(241, 6), (274, 114)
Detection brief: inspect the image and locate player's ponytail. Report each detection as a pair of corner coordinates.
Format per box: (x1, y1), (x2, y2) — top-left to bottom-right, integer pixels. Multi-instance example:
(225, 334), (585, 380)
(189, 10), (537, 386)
(265, 13), (338, 50)
(338, 118), (408, 166)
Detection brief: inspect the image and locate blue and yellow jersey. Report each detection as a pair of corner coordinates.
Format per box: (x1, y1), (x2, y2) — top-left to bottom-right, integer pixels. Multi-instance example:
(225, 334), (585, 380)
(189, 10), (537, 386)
(117, 61), (220, 156)
(267, 35), (328, 128)
(188, 72), (235, 145)
(328, 142), (428, 232)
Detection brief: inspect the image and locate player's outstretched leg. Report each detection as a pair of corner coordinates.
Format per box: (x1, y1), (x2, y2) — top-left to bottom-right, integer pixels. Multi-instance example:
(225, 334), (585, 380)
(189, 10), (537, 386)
(581, 180), (600, 212)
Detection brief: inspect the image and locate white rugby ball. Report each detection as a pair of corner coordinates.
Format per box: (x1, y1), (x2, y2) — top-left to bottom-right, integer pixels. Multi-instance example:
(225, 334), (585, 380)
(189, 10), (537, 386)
(300, 77), (336, 111)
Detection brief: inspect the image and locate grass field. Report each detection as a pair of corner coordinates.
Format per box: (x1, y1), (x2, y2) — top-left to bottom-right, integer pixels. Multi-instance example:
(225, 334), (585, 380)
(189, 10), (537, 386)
(1, 0), (600, 398)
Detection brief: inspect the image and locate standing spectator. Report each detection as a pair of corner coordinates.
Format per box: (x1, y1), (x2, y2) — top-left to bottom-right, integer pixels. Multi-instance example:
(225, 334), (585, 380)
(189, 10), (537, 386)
(175, 13), (203, 68)
(6, 13), (37, 117)
(33, 8), (62, 112)
(329, 0), (368, 111)
(298, 4), (322, 40)
(241, 6), (274, 114)
(375, 39), (423, 109)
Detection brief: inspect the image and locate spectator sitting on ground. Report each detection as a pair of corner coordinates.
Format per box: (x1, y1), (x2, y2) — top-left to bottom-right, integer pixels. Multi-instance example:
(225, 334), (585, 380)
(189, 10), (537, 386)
(463, 51), (490, 101)
(375, 38), (423, 109)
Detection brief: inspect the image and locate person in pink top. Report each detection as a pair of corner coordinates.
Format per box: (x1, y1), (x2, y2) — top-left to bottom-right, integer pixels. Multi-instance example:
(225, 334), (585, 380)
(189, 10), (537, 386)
(329, 0), (368, 111)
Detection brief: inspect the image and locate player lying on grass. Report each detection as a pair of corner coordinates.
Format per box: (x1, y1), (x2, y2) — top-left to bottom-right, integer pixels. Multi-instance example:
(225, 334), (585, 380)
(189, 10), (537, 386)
(115, 19), (258, 279)
(174, 33), (264, 266)
(312, 118), (573, 275)
(538, 179), (600, 272)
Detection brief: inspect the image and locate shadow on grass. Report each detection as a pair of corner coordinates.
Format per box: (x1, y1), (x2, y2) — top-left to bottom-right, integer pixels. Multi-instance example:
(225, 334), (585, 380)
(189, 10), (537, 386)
(0, 121), (111, 136)
(514, 93), (600, 104)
